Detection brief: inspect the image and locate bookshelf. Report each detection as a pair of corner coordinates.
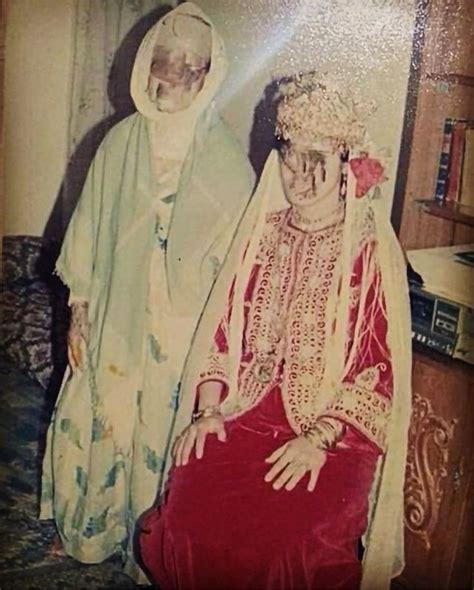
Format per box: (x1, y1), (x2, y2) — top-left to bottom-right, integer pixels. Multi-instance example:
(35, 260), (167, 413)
(425, 72), (474, 89)
(415, 199), (474, 227)
(397, 0), (474, 250)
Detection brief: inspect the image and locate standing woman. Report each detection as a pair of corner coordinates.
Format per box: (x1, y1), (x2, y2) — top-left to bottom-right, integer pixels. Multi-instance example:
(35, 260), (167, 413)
(139, 73), (412, 590)
(40, 2), (254, 580)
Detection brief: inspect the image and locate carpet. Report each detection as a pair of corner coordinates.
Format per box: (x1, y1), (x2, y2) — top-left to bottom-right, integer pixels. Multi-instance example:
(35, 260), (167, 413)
(0, 356), (147, 589)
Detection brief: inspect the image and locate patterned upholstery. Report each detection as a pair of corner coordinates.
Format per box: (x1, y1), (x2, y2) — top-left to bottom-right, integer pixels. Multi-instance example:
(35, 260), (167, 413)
(1, 236), (69, 390)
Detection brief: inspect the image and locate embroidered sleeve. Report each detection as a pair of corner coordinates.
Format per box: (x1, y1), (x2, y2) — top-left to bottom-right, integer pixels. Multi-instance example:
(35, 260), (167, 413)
(322, 252), (393, 450)
(323, 365), (392, 449)
(197, 263), (260, 392)
(198, 317), (229, 387)
(55, 141), (108, 299)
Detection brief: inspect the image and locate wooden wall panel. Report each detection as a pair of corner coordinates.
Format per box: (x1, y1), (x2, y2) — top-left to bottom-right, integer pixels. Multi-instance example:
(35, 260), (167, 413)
(399, 0), (474, 250)
(424, 0), (474, 78)
(395, 352), (474, 589)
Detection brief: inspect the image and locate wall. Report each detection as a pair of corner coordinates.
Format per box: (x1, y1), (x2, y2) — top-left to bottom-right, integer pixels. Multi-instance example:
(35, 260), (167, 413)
(3, 0), (416, 236)
(3, 0), (75, 236)
(399, 0), (474, 249)
(194, 0), (417, 205)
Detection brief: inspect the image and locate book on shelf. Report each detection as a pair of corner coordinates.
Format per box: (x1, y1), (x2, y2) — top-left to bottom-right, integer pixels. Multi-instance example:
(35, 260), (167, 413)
(434, 118), (455, 201)
(445, 120), (467, 202)
(433, 117), (474, 209)
(459, 128), (474, 210)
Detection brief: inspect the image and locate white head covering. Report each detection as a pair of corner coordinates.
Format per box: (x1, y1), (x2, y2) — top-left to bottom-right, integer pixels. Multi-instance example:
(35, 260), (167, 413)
(157, 9), (212, 58)
(130, 2), (228, 184)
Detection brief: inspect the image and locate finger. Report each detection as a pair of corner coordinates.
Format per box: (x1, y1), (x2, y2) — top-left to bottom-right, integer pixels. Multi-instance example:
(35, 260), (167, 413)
(174, 433), (187, 466)
(67, 344), (76, 369)
(76, 344), (83, 370)
(171, 436), (181, 460)
(68, 343), (79, 370)
(82, 324), (90, 344)
(195, 430), (207, 459)
(173, 435), (182, 465)
(285, 466), (307, 491)
(216, 422), (227, 442)
(264, 454), (291, 483)
(272, 464), (298, 491)
(181, 428), (197, 466)
(308, 465), (322, 492)
(265, 442), (288, 464)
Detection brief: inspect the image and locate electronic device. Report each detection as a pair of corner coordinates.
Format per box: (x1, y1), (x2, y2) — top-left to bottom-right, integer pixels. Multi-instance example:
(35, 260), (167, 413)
(407, 244), (474, 365)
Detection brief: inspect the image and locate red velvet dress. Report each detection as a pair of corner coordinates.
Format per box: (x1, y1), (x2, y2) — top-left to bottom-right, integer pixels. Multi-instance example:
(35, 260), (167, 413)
(138, 211), (391, 590)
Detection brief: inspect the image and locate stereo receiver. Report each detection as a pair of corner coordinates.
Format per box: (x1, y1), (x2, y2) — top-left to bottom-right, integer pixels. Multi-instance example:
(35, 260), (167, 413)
(407, 244), (474, 365)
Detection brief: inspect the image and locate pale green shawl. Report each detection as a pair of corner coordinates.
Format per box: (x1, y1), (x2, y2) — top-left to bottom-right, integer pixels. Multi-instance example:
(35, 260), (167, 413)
(56, 109), (254, 451)
(56, 2), (255, 451)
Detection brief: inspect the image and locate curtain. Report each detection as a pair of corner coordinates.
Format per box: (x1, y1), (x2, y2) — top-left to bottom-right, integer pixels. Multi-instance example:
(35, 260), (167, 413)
(45, 0), (177, 241)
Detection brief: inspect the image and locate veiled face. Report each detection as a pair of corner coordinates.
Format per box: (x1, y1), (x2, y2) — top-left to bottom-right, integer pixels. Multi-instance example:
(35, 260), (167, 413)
(148, 45), (210, 113)
(279, 139), (342, 209)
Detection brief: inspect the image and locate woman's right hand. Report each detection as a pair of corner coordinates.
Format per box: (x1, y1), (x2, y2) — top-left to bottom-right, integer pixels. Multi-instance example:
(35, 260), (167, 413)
(67, 302), (90, 372)
(172, 414), (227, 467)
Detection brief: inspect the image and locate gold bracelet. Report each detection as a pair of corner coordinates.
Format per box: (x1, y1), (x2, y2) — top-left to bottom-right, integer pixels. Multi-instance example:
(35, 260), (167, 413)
(192, 405), (222, 422)
(303, 418), (346, 451)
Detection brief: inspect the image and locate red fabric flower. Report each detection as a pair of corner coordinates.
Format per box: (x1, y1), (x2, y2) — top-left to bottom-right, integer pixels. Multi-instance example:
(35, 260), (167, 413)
(349, 155), (386, 198)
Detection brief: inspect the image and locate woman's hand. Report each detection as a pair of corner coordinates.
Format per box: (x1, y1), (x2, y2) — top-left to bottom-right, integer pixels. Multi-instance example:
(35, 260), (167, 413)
(264, 435), (327, 492)
(67, 302), (90, 371)
(172, 414), (227, 467)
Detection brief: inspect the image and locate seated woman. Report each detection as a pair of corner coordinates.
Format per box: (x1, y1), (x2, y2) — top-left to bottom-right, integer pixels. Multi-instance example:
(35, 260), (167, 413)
(137, 73), (412, 590)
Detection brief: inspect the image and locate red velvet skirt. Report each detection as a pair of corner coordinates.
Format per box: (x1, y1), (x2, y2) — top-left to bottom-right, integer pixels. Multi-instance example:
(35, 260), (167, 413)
(138, 388), (380, 590)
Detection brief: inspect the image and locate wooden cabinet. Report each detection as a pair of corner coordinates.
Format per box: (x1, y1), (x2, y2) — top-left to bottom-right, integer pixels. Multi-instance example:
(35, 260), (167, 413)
(394, 352), (474, 589)
(393, 1), (474, 584)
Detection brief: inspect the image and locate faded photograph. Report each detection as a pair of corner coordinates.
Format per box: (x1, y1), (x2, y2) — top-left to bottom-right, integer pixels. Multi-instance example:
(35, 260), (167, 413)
(1, 1), (473, 590)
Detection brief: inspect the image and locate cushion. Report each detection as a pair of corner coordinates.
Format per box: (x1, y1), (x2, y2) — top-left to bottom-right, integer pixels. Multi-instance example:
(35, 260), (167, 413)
(1, 236), (68, 390)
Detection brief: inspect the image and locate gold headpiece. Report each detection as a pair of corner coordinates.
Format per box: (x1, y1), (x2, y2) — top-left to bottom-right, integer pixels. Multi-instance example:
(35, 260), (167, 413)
(275, 72), (377, 149)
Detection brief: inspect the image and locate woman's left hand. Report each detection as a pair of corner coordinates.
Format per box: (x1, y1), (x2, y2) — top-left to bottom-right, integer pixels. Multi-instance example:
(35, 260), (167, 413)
(264, 435), (326, 492)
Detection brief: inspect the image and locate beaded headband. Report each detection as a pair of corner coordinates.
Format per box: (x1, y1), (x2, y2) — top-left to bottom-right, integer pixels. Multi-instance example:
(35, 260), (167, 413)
(275, 72), (377, 149)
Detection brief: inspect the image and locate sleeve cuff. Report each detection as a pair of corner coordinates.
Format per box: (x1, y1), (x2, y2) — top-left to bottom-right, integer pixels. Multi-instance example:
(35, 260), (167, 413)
(322, 377), (391, 450)
(198, 351), (229, 386)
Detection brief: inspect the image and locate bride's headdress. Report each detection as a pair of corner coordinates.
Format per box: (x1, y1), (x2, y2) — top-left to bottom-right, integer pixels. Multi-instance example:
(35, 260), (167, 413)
(275, 72), (377, 149)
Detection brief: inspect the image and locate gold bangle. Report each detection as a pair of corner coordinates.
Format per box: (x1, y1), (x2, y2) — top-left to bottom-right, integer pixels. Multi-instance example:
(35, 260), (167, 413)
(303, 418), (346, 451)
(192, 405), (222, 422)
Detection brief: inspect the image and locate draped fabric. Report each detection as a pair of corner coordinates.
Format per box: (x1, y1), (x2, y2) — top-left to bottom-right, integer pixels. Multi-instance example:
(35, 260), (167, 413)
(153, 149), (411, 589)
(40, 3), (255, 583)
(54, 0), (177, 235)
(140, 392), (381, 590)
(197, 210), (393, 448)
(138, 208), (391, 589)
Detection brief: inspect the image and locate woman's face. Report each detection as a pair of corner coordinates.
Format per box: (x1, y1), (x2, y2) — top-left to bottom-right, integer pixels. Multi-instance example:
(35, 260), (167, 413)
(279, 139), (343, 209)
(148, 44), (210, 113)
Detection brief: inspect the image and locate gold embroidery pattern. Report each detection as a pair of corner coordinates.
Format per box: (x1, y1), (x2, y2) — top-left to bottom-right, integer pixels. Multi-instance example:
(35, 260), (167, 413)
(284, 223), (342, 433)
(235, 210), (344, 430)
(323, 365), (391, 448)
(238, 211), (296, 410)
(199, 350), (229, 384)
(201, 209), (389, 444)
